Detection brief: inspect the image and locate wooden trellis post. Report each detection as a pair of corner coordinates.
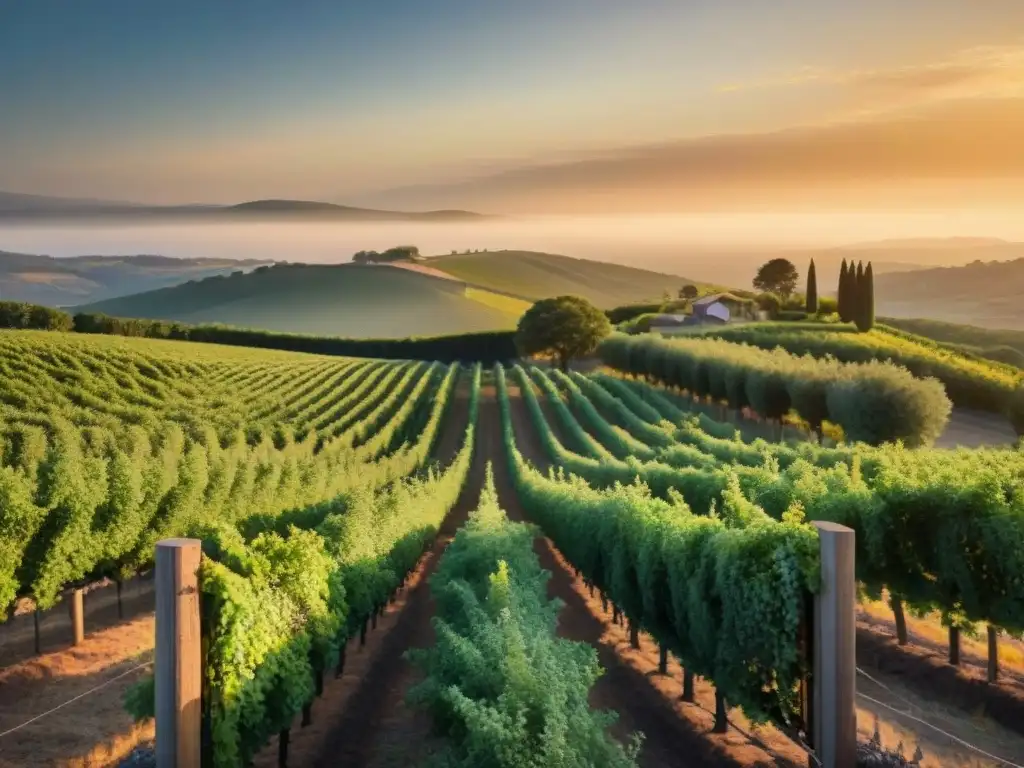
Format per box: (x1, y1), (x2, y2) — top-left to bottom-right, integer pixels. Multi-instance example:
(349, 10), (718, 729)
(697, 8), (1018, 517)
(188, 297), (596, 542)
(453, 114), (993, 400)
(70, 588), (85, 646)
(809, 522), (856, 768)
(155, 538), (202, 768)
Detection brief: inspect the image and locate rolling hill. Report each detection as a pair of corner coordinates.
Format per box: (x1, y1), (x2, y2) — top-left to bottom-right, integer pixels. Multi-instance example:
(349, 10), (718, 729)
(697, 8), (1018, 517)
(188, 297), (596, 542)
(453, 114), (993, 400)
(876, 257), (1024, 329)
(74, 251), (702, 337)
(429, 250), (709, 307)
(76, 263), (526, 337)
(662, 238), (1024, 291)
(0, 191), (486, 222)
(0, 251), (271, 306)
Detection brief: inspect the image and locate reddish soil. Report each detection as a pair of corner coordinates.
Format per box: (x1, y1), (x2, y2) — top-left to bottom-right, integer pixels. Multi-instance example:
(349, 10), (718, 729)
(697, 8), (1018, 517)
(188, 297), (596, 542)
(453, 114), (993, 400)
(1, 576), (154, 670)
(250, 506), (455, 768)
(856, 620), (1024, 737)
(0, 615), (155, 767)
(252, 383), (489, 768)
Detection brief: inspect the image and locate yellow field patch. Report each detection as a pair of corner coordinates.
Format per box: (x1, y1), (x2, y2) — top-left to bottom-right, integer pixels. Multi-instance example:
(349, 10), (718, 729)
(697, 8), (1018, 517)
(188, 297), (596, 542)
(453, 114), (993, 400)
(11, 270), (92, 286)
(464, 286), (531, 320)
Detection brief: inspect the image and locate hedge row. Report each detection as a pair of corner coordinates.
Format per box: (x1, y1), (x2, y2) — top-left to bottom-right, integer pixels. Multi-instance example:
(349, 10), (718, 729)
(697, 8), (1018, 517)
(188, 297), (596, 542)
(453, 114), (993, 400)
(693, 322), (1022, 414)
(0, 301), (74, 331)
(598, 333), (952, 446)
(0, 300), (517, 363)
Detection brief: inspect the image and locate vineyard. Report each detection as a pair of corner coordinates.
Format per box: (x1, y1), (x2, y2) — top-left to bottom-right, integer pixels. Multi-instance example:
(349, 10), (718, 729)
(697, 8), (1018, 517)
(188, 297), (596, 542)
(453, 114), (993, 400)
(504, 360), (1024, 653)
(1, 328), (1023, 767)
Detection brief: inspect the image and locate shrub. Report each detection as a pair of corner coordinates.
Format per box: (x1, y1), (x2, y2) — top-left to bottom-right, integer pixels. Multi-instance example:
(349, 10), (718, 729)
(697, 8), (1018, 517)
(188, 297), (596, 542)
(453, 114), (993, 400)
(816, 296), (838, 316)
(825, 361), (951, 447)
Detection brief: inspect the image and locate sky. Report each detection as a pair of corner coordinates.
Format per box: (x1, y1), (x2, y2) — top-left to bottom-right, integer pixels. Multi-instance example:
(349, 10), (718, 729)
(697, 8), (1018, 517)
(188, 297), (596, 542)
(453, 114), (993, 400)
(2, 0), (1024, 212)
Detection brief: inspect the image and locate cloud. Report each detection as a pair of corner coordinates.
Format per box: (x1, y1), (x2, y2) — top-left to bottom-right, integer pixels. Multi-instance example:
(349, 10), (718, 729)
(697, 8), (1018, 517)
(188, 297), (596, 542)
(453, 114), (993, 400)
(360, 96), (1024, 214)
(717, 43), (1024, 105)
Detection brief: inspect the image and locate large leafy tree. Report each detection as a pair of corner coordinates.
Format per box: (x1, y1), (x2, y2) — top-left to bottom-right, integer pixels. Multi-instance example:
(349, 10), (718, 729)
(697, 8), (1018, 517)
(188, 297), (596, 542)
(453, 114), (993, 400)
(752, 258), (799, 299)
(351, 245), (421, 264)
(679, 284), (699, 300)
(516, 295), (611, 371)
(805, 259), (818, 314)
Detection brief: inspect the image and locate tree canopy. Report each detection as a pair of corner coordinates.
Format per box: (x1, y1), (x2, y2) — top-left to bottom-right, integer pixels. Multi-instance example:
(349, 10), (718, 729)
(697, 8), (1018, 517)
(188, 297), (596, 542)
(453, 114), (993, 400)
(352, 245), (422, 264)
(752, 258), (799, 298)
(679, 284), (699, 300)
(515, 295), (611, 371)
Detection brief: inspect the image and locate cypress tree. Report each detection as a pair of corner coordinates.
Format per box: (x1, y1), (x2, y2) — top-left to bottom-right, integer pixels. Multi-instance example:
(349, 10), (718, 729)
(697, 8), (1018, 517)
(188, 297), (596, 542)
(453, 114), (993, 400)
(856, 261), (875, 332)
(851, 264), (860, 325)
(806, 258), (818, 315)
(837, 259), (850, 322)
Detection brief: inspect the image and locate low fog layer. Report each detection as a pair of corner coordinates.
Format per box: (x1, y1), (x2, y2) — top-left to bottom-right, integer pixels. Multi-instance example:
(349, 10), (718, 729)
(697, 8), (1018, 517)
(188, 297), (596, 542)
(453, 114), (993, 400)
(4, 210), (1024, 283)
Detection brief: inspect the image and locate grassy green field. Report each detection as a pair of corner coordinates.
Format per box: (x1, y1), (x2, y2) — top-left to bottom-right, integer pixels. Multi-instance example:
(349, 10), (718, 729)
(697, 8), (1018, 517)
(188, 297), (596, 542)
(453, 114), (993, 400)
(881, 317), (1024, 368)
(77, 263), (523, 337)
(74, 250), (710, 337)
(430, 250), (710, 307)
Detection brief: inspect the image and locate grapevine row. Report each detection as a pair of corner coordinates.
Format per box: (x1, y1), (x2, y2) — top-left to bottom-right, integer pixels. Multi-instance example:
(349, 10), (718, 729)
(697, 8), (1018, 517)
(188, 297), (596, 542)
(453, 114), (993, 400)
(0, 352), (446, 615)
(496, 363), (821, 723)
(519, 364), (1024, 639)
(127, 365), (481, 767)
(406, 464), (642, 766)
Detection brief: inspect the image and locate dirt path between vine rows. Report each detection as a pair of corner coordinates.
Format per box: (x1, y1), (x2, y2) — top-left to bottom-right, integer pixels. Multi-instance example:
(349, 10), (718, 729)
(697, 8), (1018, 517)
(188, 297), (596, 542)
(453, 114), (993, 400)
(250, 380), (476, 768)
(289, 386), (807, 768)
(501, 382), (804, 768)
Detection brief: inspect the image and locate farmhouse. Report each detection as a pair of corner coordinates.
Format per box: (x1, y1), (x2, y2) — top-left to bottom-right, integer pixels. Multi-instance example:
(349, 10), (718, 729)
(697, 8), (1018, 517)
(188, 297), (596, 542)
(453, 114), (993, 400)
(691, 293), (752, 323)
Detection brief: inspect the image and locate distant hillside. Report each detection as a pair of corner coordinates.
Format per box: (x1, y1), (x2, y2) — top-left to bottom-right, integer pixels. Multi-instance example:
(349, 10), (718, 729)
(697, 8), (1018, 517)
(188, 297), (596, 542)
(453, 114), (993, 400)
(0, 191), (487, 222)
(0, 190), (144, 212)
(670, 238), (1024, 291)
(876, 258), (1024, 330)
(429, 250), (709, 307)
(0, 251), (270, 306)
(75, 263), (526, 338)
(840, 237), (1010, 251)
(227, 199), (484, 221)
